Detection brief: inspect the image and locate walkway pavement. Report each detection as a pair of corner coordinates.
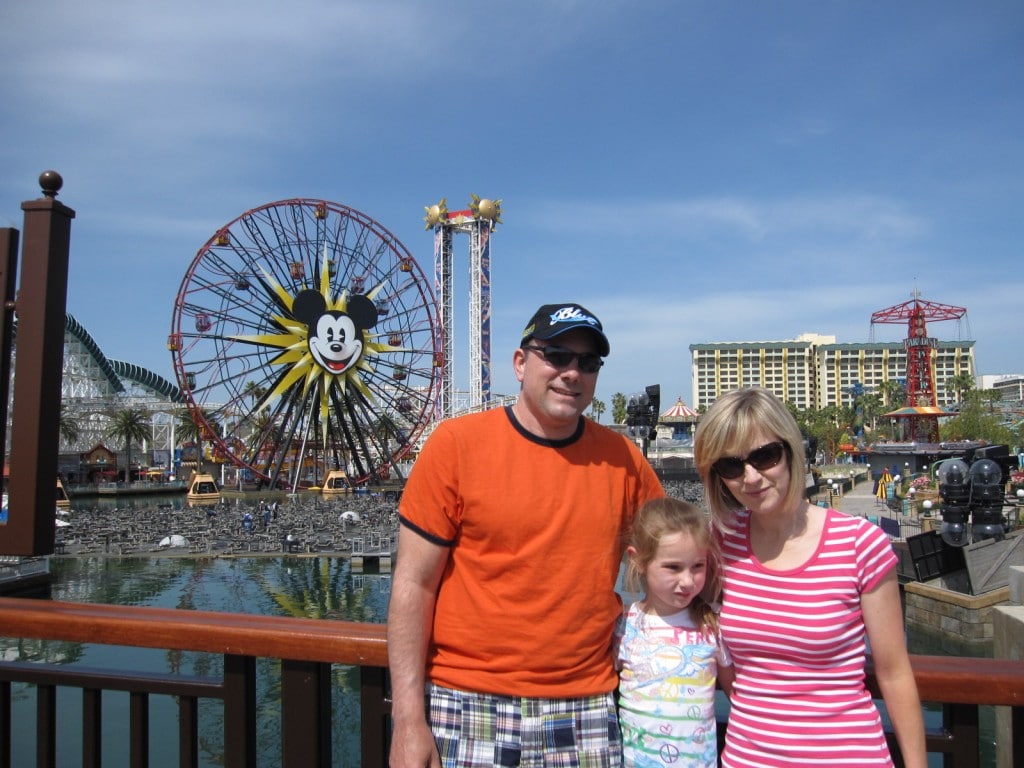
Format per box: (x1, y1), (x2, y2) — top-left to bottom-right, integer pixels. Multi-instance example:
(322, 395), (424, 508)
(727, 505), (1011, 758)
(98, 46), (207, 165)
(818, 474), (892, 518)
(813, 472), (929, 540)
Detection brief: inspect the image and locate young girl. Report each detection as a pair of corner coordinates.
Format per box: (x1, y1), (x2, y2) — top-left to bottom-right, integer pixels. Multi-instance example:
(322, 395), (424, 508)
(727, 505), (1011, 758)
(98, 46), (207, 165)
(616, 497), (734, 768)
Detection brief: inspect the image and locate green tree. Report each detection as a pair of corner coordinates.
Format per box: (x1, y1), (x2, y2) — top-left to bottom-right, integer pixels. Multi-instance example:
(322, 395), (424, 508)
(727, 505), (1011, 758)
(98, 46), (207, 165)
(243, 380), (267, 405)
(980, 387), (1002, 414)
(105, 407), (152, 481)
(939, 391), (1014, 445)
(785, 400), (809, 434)
(59, 404), (80, 445)
(800, 405), (849, 463)
(175, 409), (201, 446)
(176, 409), (220, 473)
(589, 398), (606, 423)
(944, 373), (975, 405)
(611, 392), (627, 425)
(878, 380), (906, 409)
(858, 393), (885, 434)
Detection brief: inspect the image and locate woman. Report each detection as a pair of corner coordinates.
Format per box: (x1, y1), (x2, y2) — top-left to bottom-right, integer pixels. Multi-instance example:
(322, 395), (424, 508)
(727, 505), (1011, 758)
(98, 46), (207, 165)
(693, 388), (925, 768)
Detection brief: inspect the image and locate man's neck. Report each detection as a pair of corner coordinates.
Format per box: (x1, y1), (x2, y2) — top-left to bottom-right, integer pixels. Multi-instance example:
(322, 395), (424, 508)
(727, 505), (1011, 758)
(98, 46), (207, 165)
(509, 400), (582, 442)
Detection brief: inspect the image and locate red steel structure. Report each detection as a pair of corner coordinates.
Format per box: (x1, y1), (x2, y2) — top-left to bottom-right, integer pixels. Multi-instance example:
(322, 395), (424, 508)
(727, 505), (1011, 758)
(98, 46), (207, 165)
(871, 290), (967, 442)
(871, 291), (967, 408)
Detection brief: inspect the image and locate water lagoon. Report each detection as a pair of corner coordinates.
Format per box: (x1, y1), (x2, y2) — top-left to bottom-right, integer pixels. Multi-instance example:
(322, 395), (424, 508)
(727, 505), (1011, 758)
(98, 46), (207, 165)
(3, 555), (392, 767)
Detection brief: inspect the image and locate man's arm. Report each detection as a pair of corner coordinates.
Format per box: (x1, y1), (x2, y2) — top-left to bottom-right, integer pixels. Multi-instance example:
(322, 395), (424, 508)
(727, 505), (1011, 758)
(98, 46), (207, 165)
(387, 525), (450, 768)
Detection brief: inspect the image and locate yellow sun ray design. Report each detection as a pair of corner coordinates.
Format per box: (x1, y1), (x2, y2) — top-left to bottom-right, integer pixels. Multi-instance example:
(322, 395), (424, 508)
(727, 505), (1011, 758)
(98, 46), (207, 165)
(229, 257), (403, 432)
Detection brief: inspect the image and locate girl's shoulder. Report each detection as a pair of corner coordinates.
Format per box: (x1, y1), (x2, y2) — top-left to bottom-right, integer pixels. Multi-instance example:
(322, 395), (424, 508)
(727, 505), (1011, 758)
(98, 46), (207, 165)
(623, 599), (646, 621)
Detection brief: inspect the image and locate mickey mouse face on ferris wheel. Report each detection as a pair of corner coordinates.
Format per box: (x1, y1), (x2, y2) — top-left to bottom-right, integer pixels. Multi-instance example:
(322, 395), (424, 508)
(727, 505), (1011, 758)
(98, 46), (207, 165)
(291, 290), (379, 376)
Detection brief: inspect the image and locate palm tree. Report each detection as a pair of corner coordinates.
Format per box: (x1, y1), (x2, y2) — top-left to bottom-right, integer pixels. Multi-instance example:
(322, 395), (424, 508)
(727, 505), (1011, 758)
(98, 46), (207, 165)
(944, 373), (975, 406)
(611, 393), (627, 425)
(243, 380), (267, 405)
(589, 398), (606, 423)
(104, 407), (152, 482)
(858, 393), (885, 435)
(177, 409), (219, 474)
(59, 404), (80, 446)
(878, 380), (906, 409)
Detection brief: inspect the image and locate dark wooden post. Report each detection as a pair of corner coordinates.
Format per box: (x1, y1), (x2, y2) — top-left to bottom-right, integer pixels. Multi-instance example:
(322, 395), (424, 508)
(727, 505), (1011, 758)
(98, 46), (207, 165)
(0, 227), (19, 472)
(3, 171), (74, 555)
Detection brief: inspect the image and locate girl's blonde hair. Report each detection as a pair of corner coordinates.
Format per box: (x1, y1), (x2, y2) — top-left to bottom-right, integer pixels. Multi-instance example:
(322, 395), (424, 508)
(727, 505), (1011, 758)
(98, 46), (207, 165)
(693, 387), (806, 528)
(625, 497), (723, 635)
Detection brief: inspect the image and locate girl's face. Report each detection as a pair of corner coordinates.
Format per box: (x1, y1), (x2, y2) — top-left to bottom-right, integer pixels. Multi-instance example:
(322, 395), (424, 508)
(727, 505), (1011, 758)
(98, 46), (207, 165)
(631, 530), (708, 617)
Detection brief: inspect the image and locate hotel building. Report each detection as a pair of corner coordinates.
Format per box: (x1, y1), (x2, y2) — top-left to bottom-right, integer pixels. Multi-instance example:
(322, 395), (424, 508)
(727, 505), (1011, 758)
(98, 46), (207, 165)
(689, 333), (975, 411)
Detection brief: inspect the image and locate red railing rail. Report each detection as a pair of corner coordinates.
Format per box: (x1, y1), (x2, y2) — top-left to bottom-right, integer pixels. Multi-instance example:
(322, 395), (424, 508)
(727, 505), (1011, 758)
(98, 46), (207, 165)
(0, 596), (1022, 767)
(0, 596), (389, 768)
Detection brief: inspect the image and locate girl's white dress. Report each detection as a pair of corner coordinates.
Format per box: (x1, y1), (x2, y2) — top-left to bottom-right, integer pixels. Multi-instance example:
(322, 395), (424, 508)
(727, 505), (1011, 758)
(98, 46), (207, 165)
(616, 602), (732, 768)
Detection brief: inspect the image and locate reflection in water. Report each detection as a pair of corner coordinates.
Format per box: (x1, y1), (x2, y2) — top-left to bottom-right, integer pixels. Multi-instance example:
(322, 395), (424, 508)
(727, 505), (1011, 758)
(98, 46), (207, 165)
(1, 556), (392, 767)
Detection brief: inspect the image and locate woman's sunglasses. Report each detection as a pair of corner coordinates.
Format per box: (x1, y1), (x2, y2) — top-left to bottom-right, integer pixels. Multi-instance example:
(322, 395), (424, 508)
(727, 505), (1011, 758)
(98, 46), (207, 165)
(712, 441), (788, 480)
(522, 344), (604, 374)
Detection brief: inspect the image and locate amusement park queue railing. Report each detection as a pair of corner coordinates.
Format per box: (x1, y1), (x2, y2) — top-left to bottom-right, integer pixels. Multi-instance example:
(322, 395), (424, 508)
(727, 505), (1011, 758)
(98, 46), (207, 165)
(0, 596), (1022, 768)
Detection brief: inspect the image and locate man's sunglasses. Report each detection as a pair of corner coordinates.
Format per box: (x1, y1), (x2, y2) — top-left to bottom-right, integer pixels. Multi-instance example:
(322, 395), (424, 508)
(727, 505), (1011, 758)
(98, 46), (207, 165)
(712, 441), (789, 480)
(522, 344), (604, 374)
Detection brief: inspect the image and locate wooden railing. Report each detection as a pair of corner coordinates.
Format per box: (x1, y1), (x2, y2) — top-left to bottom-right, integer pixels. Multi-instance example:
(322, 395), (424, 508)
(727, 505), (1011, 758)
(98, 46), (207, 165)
(0, 597), (389, 768)
(0, 596), (1022, 767)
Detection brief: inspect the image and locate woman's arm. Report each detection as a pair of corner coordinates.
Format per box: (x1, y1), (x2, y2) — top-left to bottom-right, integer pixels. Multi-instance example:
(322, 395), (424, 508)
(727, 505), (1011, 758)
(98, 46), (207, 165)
(862, 569), (927, 768)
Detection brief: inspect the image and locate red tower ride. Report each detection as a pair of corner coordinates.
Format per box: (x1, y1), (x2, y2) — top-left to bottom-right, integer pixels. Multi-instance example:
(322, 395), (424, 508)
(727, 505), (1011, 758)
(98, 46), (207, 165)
(870, 290), (967, 442)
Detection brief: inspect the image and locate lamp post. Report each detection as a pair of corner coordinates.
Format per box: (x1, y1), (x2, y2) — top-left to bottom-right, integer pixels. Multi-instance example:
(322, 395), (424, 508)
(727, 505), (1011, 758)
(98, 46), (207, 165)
(969, 458), (1005, 542)
(938, 458), (970, 547)
(626, 384), (660, 459)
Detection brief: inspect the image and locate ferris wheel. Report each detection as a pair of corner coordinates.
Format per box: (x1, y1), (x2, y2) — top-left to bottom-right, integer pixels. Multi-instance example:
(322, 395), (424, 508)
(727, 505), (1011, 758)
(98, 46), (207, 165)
(169, 198), (441, 489)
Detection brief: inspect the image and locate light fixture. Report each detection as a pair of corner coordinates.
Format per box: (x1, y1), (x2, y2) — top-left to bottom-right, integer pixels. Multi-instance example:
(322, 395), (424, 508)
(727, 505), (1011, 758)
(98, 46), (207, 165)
(937, 458), (970, 547)
(969, 458), (1005, 542)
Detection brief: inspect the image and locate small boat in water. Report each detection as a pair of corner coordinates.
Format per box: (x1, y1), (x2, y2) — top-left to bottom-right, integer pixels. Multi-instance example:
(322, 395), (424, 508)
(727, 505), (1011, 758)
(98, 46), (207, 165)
(56, 477), (70, 509)
(321, 469), (352, 497)
(186, 472), (220, 506)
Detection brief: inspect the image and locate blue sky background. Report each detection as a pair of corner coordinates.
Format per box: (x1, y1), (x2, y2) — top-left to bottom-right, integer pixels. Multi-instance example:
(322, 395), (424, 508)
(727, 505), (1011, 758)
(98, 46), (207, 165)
(2, 1), (1021, 410)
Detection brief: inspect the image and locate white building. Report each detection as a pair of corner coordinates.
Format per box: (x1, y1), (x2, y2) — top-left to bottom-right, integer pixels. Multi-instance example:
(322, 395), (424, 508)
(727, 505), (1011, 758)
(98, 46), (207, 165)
(690, 334), (976, 411)
(980, 375), (1024, 402)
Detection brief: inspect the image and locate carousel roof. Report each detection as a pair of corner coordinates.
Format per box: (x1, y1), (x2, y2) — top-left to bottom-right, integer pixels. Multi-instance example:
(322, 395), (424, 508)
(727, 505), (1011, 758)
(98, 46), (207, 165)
(882, 405), (955, 418)
(660, 397), (698, 421)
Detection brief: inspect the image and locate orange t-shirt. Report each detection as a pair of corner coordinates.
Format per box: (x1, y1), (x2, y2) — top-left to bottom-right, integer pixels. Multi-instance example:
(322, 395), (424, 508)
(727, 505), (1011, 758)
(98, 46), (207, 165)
(398, 406), (664, 697)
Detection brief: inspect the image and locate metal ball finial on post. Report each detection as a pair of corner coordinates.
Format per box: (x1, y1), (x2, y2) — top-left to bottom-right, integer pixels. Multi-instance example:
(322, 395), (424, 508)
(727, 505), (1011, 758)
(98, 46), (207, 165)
(39, 170), (63, 198)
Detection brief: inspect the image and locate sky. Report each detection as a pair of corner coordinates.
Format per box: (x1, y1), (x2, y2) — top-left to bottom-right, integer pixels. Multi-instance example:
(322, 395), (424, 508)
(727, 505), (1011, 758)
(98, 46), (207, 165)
(2, 0), (1022, 413)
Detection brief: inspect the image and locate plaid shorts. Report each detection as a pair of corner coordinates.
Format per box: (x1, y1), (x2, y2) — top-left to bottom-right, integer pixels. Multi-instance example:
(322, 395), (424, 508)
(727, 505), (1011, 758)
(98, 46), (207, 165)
(427, 683), (622, 768)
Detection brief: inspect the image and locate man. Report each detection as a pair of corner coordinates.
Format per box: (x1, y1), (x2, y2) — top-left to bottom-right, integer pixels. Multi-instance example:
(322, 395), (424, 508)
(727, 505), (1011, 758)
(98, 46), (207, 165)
(388, 303), (664, 768)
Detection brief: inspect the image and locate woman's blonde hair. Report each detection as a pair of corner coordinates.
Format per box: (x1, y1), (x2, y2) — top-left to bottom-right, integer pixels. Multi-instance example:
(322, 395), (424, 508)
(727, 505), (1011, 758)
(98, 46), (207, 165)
(625, 497), (723, 635)
(693, 387), (807, 527)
